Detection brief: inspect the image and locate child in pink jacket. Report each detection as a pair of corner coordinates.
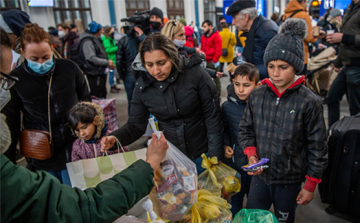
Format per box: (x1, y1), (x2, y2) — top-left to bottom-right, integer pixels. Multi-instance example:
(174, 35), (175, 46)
(68, 102), (128, 161)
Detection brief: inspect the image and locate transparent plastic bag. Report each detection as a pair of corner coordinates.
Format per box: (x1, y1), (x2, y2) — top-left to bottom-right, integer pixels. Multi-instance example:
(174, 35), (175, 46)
(232, 209), (278, 223)
(198, 154), (241, 199)
(148, 118), (198, 221)
(179, 189), (232, 223)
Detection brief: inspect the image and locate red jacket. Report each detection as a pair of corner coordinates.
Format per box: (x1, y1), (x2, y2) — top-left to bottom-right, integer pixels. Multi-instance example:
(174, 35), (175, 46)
(201, 30), (222, 63)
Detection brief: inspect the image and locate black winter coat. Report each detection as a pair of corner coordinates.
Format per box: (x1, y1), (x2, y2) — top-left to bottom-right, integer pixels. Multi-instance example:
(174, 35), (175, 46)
(221, 84), (248, 170)
(239, 76), (328, 184)
(242, 15), (278, 80)
(4, 59), (91, 171)
(116, 36), (136, 79)
(109, 54), (224, 160)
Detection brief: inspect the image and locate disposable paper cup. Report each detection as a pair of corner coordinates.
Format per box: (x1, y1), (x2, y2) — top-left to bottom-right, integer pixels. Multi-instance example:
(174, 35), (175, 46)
(313, 26), (320, 37)
(327, 30), (335, 34)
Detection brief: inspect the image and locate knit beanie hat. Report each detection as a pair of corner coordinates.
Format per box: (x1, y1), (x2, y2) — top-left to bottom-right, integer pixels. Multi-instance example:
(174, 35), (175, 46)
(149, 7), (164, 22)
(184, 26), (194, 37)
(0, 9), (31, 36)
(88, 21), (102, 34)
(263, 18), (307, 74)
(329, 8), (341, 18)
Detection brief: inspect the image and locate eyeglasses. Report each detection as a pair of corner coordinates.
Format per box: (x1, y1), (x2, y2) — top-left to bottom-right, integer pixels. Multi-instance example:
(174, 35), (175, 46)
(0, 71), (18, 90)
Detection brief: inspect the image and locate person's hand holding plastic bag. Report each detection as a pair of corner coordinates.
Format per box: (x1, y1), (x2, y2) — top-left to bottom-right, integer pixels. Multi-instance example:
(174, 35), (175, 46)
(179, 189), (232, 223)
(148, 117), (198, 221)
(232, 209), (278, 223)
(198, 154), (241, 199)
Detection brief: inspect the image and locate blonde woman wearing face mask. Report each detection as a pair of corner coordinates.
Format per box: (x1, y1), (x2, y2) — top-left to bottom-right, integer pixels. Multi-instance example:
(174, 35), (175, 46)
(161, 20), (222, 79)
(161, 20), (200, 57)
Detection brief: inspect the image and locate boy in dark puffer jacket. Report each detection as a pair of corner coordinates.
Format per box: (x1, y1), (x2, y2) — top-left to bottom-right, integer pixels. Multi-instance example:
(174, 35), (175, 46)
(222, 63), (260, 216)
(239, 19), (328, 223)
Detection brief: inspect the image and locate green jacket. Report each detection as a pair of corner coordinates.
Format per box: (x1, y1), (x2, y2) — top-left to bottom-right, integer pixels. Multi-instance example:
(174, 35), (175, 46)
(335, 1), (360, 68)
(0, 154), (154, 223)
(102, 36), (118, 65)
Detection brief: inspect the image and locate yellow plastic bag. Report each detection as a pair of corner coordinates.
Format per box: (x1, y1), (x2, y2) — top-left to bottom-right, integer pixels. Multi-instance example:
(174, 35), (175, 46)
(198, 154), (241, 199)
(179, 189), (232, 223)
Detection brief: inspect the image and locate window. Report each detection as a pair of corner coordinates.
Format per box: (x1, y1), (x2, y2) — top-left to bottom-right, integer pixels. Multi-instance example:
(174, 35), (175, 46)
(125, 0), (150, 17)
(0, 0), (21, 11)
(167, 0), (184, 21)
(53, 0), (92, 33)
(204, 0), (216, 25)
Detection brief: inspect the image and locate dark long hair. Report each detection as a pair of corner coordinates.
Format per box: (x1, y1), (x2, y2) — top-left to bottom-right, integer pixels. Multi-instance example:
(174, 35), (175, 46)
(139, 33), (182, 71)
(68, 103), (97, 131)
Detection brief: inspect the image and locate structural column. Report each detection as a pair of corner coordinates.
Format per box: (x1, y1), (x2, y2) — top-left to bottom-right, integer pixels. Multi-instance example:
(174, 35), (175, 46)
(184, 0), (196, 26)
(90, 0), (111, 26)
(114, 0), (128, 28)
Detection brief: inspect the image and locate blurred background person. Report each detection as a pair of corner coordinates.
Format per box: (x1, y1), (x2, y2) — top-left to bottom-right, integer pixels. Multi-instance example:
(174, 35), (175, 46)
(57, 23), (79, 59)
(103, 26), (121, 93)
(219, 19), (236, 75)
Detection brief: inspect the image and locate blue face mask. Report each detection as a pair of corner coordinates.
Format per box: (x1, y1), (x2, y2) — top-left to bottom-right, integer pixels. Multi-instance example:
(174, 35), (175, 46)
(27, 57), (54, 75)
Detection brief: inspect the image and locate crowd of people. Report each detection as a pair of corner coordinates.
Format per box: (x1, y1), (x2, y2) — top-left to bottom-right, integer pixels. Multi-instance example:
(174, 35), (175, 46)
(0, 0), (359, 222)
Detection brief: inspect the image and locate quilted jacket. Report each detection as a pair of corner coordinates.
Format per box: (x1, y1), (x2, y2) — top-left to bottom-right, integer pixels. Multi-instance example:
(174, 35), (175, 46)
(239, 76), (328, 184)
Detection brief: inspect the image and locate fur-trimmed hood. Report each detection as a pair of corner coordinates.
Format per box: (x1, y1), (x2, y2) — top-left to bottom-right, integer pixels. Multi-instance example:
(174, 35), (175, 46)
(74, 102), (106, 141)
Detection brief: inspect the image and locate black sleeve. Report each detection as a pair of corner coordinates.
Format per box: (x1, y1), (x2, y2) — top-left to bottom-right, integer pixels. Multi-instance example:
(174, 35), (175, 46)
(197, 67), (224, 160)
(109, 88), (150, 145)
(74, 63), (91, 102)
(205, 68), (217, 78)
(238, 93), (257, 151)
(222, 105), (231, 148)
(116, 39), (126, 79)
(184, 46), (196, 55)
(305, 99), (328, 179)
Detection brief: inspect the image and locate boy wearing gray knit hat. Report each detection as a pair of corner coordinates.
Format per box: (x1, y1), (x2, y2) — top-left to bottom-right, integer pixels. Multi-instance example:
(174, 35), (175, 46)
(238, 18), (327, 223)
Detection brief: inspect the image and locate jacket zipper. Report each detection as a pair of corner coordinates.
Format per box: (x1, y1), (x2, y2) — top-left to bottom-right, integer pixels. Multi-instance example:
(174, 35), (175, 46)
(232, 144), (235, 163)
(268, 97), (281, 184)
(288, 156), (291, 170)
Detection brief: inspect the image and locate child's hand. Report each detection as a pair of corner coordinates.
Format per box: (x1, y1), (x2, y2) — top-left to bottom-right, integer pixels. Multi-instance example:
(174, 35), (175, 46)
(100, 136), (116, 152)
(296, 188), (314, 205)
(247, 156), (264, 176)
(224, 146), (234, 158)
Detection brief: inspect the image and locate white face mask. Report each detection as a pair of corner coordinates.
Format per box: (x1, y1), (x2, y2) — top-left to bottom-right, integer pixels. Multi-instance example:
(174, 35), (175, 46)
(173, 39), (186, 48)
(58, 30), (66, 38)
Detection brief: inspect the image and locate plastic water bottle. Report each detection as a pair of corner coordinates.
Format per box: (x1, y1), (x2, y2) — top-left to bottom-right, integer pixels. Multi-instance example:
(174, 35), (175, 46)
(236, 53), (246, 65)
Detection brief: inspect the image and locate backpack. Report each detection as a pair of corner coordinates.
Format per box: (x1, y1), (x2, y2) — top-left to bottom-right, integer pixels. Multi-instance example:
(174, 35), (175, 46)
(68, 37), (106, 75)
(278, 9), (304, 26)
